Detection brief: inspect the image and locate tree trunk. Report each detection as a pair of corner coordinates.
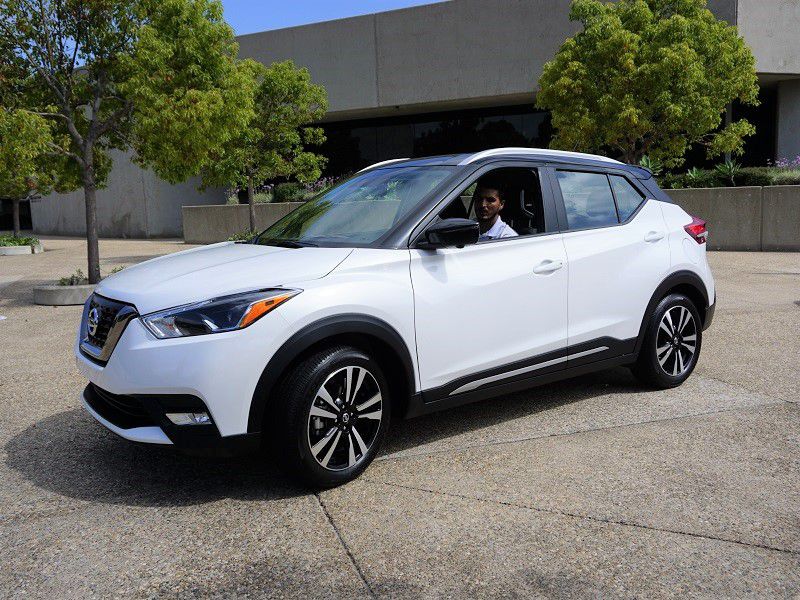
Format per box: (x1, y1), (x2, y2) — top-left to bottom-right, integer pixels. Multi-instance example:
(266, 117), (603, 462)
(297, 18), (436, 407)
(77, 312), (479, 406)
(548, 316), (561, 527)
(247, 175), (256, 233)
(83, 174), (101, 284)
(11, 198), (20, 237)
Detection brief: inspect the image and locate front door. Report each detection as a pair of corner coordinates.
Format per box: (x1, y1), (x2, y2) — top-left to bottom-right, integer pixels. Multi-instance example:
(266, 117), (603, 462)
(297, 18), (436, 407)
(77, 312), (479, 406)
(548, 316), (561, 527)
(409, 165), (569, 398)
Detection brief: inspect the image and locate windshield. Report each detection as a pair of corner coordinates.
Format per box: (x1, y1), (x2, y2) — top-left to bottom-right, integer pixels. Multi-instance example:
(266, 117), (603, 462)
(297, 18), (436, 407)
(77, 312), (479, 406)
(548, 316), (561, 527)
(255, 166), (454, 247)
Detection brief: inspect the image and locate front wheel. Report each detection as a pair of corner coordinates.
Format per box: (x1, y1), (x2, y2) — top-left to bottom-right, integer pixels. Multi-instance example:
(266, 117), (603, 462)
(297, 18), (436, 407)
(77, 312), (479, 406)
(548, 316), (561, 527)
(631, 293), (702, 389)
(269, 345), (391, 488)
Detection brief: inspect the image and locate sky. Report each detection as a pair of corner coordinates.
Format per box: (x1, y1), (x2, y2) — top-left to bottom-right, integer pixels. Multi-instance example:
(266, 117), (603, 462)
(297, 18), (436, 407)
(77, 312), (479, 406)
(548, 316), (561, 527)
(222, 0), (448, 35)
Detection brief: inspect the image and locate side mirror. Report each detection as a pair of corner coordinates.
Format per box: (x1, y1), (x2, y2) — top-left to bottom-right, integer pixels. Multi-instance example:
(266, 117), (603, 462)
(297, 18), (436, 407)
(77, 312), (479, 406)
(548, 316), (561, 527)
(417, 218), (479, 249)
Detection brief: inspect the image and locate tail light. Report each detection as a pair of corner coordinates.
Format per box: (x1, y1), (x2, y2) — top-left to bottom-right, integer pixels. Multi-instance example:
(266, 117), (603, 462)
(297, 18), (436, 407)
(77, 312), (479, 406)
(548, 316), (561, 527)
(684, 216), (707, 244)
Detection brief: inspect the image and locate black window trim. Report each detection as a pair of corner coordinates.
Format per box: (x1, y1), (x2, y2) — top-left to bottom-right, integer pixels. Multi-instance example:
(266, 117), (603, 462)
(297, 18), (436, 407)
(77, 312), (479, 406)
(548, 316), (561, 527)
(406, 160), (561, 249)
(546, 164), (650, 234)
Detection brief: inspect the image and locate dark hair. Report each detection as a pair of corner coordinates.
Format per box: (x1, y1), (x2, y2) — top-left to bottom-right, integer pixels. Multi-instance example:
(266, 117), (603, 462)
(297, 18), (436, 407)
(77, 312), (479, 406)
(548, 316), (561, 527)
(475, 175), (506, 201)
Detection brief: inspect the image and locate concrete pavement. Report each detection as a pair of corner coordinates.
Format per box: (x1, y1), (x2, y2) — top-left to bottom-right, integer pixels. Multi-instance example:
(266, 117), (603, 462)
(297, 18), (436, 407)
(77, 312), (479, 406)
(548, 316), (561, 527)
(1, 238), (798, 598)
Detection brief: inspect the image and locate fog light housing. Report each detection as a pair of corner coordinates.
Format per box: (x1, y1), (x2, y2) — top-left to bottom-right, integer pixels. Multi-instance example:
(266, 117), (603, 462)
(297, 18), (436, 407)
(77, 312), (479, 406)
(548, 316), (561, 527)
(166, 412), (211, 426)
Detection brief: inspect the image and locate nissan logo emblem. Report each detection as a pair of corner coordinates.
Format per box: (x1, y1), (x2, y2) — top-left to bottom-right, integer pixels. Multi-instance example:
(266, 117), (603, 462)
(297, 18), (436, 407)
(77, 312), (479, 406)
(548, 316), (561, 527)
(87, 307), (100, 337)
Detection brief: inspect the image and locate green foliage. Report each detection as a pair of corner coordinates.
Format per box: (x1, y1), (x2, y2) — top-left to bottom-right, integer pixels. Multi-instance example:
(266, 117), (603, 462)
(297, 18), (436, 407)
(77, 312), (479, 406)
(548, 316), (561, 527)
(769, 170), (800, 186)
(123, 0), (259, 183)
(1, 0), (256, 281)
(273, 182), (305, 203)
(639, 155), (663, 176)
(659, 166), (800, 189)
(713, 159), (741, 186)
(227, 230), (255, 242)
(0, 109), (58, 200)
(201, 60), (328, 192)
(0, 235), (39, 247)
(537, 0), (759, 168)
(734, 168), (771, 187)
(58, 269), (88, 286)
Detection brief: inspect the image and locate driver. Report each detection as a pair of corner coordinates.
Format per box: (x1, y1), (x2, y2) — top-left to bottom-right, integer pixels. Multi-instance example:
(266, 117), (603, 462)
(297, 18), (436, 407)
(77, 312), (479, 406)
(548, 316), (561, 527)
(473, 175), (518, 241)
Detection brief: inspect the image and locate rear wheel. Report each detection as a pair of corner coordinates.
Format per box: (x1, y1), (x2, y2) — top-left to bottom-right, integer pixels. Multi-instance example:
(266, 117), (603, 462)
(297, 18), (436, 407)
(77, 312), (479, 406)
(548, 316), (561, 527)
(269, 345), (390, 488)
(631, 293), (702, 389)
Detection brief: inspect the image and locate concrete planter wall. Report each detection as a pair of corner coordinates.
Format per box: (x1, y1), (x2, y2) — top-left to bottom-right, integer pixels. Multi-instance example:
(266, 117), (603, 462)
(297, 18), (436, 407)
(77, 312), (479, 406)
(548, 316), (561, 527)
(182, 187), (800, 251)
(182, 202), (304, 244)
(33, 284), (95, 306)
(666, 185), (799, 251)
(0, 243), (43, 255)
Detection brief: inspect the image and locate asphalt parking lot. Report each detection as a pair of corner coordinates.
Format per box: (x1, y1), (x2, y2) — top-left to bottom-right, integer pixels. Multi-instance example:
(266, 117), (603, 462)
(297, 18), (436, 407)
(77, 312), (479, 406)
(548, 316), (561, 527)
(1, 237), (798, 598)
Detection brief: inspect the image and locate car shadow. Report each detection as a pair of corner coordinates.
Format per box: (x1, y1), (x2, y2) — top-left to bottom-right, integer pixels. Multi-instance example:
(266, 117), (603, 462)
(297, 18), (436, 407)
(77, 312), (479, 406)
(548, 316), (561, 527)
(383, 367), (649, 456)
(4, 368), (649, 508)
(4, 408), (307, 507)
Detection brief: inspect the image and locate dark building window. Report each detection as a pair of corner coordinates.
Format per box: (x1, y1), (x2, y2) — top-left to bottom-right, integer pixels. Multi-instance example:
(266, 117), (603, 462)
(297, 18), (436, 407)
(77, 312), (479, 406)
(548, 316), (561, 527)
(319, 104), (552, 176)
(0, 199), (32, 231)
(675, 87), (777, 170)
(318, 89), (775, 177)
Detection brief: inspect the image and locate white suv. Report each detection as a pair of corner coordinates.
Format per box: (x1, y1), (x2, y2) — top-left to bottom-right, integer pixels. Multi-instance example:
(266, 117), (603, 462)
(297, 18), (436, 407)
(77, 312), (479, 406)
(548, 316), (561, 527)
(75, 148), (715, 487)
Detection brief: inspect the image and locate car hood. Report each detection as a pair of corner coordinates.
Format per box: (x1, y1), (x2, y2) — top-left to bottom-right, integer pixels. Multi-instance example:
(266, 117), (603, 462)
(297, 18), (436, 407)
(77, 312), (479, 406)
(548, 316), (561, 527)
(95, 242), (353, 314)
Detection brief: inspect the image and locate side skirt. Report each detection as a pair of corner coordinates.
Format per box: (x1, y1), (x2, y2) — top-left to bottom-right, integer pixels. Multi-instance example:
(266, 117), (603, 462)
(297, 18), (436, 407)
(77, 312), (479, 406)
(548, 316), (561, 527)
(405, 340), (636, 419)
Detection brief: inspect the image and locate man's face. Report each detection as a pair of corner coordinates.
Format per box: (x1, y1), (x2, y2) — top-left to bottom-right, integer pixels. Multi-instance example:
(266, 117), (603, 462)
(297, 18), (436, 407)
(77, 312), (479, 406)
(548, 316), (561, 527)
(473, 186), (504, 224)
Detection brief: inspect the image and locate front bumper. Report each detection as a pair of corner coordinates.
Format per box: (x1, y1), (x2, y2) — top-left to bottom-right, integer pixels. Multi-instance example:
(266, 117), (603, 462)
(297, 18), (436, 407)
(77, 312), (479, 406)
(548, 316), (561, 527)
(82, 384), (261, 454)
(75, 307), (293, 442)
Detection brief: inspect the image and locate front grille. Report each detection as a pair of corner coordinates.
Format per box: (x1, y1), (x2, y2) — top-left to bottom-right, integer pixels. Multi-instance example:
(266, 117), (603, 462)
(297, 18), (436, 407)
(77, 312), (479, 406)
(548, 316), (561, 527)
(85, 384), (156, 429)
(80, 294), (138, 364)
(87, 295), (127, 348)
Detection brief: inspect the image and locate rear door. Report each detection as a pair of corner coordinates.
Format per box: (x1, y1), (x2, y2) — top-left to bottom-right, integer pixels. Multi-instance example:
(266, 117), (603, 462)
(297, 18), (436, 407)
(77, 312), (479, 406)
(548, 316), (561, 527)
(548, 167), (670, 365)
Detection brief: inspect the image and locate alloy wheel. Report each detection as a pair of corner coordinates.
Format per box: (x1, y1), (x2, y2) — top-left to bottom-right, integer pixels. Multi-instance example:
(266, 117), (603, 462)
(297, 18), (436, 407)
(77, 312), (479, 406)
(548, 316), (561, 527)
(306, 366), (383, 471)
(656, 305), (697, 377)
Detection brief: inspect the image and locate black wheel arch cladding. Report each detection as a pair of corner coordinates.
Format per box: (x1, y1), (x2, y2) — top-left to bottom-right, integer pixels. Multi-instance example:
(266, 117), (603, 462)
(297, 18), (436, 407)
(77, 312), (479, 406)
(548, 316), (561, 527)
(248, 314), (415, 433)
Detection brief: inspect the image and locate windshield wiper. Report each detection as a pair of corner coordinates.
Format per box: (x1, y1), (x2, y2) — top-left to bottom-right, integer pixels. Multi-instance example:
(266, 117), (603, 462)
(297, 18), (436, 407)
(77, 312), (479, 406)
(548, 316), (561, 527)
(260, 238), (318, 248)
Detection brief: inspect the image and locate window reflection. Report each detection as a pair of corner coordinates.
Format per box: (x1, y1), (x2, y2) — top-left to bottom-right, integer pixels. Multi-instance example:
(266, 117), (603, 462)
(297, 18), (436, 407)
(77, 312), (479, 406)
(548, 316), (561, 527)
(319, 105), (553, 175)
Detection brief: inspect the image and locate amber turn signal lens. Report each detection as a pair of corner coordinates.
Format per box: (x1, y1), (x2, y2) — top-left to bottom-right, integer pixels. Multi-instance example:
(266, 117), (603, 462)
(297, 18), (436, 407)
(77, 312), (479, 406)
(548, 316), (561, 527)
(238, 292), (296, 328)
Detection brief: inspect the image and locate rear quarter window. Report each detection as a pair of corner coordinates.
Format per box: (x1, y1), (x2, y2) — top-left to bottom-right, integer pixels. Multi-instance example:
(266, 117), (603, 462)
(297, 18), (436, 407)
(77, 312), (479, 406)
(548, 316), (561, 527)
(609, 175), (645, 221)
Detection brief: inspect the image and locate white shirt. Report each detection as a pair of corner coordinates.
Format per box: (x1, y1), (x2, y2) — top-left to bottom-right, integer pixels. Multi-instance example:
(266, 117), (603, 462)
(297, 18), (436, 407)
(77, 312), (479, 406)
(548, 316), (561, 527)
(479, 217), (518, 241)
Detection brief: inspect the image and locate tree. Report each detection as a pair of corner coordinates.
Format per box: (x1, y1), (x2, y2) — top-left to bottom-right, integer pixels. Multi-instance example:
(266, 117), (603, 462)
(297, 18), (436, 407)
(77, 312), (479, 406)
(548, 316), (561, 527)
(0, 109), (56, 236)
(1, 0), (256, 282)
(536, 0), (759, 168)
(203, 60), (328, 233)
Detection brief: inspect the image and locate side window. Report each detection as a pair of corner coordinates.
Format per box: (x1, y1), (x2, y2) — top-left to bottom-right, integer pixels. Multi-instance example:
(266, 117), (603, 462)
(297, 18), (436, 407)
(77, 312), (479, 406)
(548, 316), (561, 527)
(609, 175), (645, 221)
(436, 167), (547, 240)
(556, 171), (618, 230)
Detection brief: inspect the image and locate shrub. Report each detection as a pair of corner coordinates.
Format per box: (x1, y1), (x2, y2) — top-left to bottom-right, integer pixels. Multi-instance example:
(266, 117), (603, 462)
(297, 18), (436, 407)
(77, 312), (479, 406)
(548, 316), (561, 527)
(0, 235), (39, 247)
(272, 182), (304, 203)
(714, 159), (742, 186)
(770, 169), (800, 186)
(735, 168), (772, 187)
(59, 269), (88, 286)
(227, 230), (255, 242)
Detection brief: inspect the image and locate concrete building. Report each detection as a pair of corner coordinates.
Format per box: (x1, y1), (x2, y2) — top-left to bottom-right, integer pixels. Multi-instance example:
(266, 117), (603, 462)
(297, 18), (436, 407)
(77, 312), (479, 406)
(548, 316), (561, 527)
(29, 0), (800, 237)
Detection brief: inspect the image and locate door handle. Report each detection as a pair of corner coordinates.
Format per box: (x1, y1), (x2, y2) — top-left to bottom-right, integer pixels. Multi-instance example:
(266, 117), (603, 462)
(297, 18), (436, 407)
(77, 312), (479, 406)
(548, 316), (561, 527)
(533, 259), (564, 275)
(644, 231), (665, 243)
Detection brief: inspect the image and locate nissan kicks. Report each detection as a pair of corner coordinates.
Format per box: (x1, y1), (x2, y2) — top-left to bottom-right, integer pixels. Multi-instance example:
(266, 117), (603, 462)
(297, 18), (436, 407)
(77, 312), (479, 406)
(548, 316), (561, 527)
(75, 148), (715, 487)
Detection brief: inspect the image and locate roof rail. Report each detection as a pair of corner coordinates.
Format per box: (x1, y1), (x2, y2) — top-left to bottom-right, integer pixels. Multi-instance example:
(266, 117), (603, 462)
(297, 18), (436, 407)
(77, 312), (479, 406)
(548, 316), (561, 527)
(358, 158), (409, 172)
(458, 147), (622, 165)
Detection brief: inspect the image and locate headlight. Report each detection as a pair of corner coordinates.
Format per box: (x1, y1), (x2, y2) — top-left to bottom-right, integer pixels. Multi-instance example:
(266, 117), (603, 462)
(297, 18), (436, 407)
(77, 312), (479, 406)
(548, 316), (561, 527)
(141, 288), (300, 339)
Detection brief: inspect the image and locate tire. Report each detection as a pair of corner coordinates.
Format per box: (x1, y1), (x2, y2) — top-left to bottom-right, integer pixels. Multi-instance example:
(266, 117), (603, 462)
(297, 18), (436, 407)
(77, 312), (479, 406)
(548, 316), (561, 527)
(268, 345), (391, 488)
(631, 293), (702, 389)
